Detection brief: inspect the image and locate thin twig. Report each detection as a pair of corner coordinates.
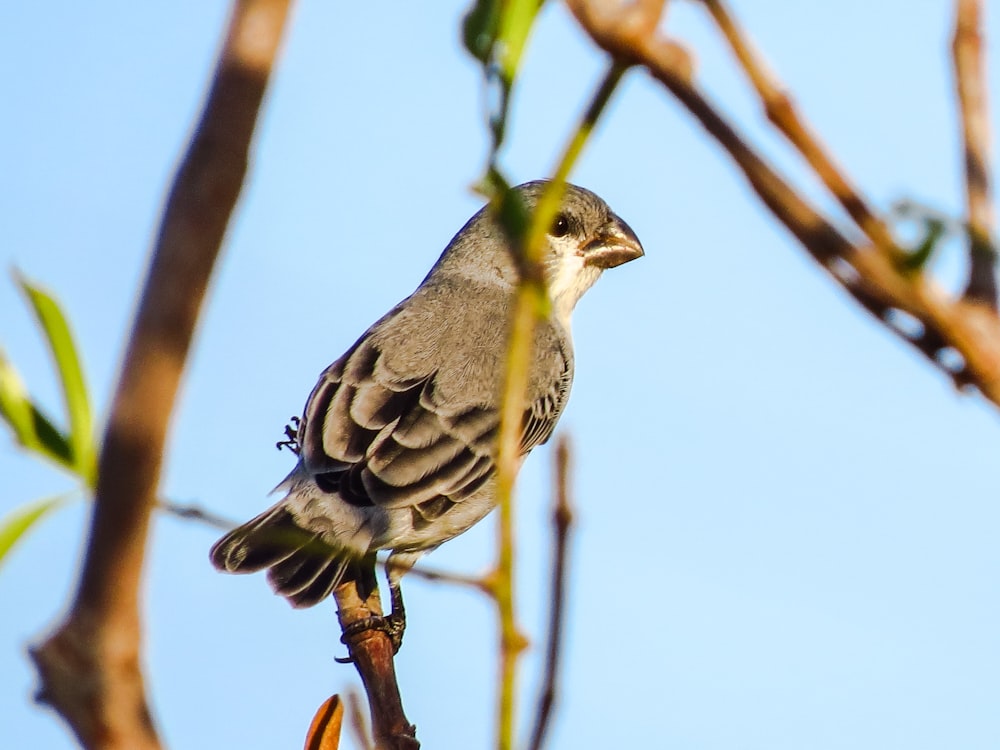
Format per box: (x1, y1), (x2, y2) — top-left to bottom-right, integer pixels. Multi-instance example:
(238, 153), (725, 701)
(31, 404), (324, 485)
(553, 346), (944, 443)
(490, 59), (629, 750)
(953, 0), (998, 308)
(526, 437), (575, 750)
(384, 556), (488, 591)
(29, 3), (292, 748)
(566, 0), (1000, 406)
(160, 497), (486, 590)
(346, 689), (375, 750)
(158, 500), (234, 530)
(701, 0), (898, 257)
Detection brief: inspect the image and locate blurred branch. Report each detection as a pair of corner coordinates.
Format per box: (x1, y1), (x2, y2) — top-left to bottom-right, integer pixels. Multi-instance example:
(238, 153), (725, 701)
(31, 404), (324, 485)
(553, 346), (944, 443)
(385, 556), (488, 591)
(160, 498), (488, 590)
(526, 437), (575, 750)
(158, 500), (234, 530)
(489, 60), (628, 750)
(566, 0), (1000, 407)
(346, 689), (375, 750)
(701, 0), (898, 257)
(953, 0), (998, 308)
(28, 1), (293, 747)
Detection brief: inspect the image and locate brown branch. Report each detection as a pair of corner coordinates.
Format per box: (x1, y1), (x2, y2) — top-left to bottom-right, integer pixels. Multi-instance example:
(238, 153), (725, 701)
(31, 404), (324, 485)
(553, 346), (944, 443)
(333, 577), (419, 750)
(953, 0), (998, 308)
(700, 0), (898, 257)
(28, 2), (293, 747)
(566, 0), (1000, 408)
(526, 437), (575, 750)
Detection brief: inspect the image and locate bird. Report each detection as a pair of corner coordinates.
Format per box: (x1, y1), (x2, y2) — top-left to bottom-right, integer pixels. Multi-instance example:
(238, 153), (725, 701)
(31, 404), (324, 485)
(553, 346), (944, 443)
(210, 180), (643, 651)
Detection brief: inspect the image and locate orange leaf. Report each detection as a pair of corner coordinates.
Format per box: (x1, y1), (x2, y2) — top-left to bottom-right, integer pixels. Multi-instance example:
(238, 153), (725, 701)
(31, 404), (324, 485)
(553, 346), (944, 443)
(304, 694), (343, 750)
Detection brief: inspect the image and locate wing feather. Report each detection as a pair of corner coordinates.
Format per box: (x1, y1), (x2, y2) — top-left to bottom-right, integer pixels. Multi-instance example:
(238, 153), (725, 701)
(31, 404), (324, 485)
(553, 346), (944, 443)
(298, 302), (572, 514)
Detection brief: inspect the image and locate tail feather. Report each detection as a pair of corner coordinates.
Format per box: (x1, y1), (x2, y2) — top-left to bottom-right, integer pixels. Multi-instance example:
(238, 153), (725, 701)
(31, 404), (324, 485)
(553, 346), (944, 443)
(268, 548), (345, 596)
(210, 506), (303, 572)
(209, 505), (355, 608)
(272, 555), (352, 608)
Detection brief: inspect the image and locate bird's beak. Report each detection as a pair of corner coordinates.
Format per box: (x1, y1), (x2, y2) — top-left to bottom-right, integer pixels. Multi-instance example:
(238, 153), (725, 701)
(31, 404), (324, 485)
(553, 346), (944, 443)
(579, 212), (645, 269)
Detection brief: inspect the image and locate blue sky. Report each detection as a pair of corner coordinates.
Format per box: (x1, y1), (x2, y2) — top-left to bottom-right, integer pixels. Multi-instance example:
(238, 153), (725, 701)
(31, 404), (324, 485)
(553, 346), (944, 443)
(3, 2), (1000, 748)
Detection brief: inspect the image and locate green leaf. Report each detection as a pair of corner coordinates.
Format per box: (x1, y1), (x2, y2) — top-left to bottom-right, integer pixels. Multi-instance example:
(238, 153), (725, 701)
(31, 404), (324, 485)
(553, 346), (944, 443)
(464, 0), (546, 158)
(494, 0), (544, 82)
(486, 168), (530, 242)
(0, 494), (72, 569)
(15, 274), (96, 486)
(0, 351), (75, 469)
(903, 217), (946, 273)
(462, 0), (499, 64)
(0, 351), (40, 450)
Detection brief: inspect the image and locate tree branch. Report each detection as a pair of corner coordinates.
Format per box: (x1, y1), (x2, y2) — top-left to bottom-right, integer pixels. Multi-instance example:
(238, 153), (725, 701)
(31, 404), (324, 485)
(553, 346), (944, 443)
(566, 0), (1000, 407)
(346, 689), (375, 750)
(488, 59), (628, 750)
(333, 579), (419, 750)
(29, 2), (293, 747)
(700, 0), (898, 257)
(953, 0), (998, 308)
(526, 437), (574, 750)
(157, 499), (234, 530)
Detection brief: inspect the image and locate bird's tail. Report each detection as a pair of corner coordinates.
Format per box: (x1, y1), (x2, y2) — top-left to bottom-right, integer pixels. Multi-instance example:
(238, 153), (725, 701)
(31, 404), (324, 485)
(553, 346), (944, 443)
(210, 504), (360, 608)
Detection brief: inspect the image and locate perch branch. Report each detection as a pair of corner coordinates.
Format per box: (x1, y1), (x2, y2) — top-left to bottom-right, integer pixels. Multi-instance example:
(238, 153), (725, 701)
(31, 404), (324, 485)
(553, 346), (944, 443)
(566, 0), (1000, 407)
(953, 0), (998, 308)
(333, 575), (419, 749)
(29, 2), (293, 748)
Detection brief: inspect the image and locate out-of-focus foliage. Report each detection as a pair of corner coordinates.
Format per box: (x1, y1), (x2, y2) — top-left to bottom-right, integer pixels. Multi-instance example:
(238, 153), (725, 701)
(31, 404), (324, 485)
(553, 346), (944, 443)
(0, 275), (95, 567)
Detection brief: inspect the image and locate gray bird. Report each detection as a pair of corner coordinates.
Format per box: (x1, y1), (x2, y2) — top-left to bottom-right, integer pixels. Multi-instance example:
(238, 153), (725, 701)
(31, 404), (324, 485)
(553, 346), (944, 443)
(210, 180), (642, 648)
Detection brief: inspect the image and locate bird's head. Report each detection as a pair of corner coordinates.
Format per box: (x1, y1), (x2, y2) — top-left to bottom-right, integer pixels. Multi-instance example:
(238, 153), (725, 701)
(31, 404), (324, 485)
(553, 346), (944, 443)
(433, 180), (643, 322)
(521, 181), (644, 322)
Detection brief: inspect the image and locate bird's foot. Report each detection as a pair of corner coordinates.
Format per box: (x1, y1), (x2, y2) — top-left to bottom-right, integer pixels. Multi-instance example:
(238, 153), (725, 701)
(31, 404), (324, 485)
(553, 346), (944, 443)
(334, 608), (406, 664)
(276, 417), (301, 454)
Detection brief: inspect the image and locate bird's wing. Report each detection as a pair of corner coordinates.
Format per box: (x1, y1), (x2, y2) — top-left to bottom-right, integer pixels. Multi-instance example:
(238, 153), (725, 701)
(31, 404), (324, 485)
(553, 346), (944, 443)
(519, 359), (573, 453)
(298, 303), (571, 511)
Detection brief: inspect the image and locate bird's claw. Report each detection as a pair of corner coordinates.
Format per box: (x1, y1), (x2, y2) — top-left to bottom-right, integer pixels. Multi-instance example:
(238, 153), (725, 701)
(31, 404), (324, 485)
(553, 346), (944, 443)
(334, 610), (406, 663)
(276, 417), (301, 454)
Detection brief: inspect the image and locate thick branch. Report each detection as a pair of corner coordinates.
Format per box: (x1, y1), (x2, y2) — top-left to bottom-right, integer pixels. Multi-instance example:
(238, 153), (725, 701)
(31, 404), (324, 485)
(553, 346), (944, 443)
(566, 0), (1000, 407)
(333, 580), (419, 750)
(29, 2), (292, 747)
(953, 0), (998, 308)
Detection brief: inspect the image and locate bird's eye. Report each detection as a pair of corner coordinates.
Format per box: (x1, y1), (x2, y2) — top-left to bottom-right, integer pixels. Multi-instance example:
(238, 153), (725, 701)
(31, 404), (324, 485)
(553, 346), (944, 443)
(550, 213), (570, 238)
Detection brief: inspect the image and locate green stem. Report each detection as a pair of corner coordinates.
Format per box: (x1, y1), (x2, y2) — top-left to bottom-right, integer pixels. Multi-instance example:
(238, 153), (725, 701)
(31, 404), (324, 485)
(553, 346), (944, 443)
(492, 58), (629, 750)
